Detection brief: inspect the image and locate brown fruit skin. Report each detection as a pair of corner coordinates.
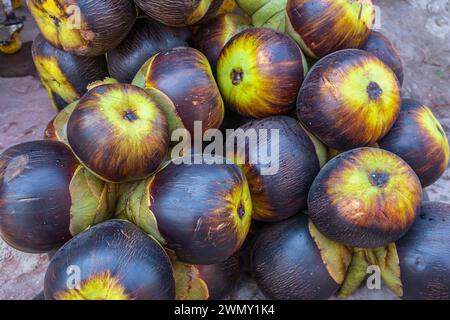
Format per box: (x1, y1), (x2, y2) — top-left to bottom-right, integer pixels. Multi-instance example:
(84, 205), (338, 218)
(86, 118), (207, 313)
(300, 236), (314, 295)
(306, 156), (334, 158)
(286, 0), (374, 58)
(27, 0), (137, 56)
(378, 99), (450, 188)
(308, 148), (422, 248)
(32, 34), (109, 110)
(196, 254), (240, 299)
(0, 141), (78, 253)
(67, 84), (169, 183)
(107, 17), (192, 83)
(396, 202), (450, 300)
(362, 31), (404, 85)
(252, 214), (339, 300)
(297, 49), (401, 150)
(194, 13), (250, 74)
(134, 0), (224, 27)
(217, 28), (306, 119)
(44, 115), (58, 141)
(148, 156), (252, 265)
(134, 47), (224, 135)
(45, 220), (175, 300)
(237, 116), (320, 222)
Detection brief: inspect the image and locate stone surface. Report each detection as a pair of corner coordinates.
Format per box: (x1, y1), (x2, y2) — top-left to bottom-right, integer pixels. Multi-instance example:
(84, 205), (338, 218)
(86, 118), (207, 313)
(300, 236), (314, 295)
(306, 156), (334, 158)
(0, 0), (450, 300)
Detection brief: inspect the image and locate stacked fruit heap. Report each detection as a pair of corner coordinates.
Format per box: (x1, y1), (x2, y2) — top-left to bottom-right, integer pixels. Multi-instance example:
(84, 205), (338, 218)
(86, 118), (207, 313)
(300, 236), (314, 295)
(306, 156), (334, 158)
(1, 0), (449, 300)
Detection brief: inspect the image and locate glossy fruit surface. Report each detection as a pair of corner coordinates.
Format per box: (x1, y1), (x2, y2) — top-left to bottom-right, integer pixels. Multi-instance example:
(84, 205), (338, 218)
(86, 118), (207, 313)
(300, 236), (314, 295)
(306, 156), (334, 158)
(308, 148), (422, 248)
(32, 35), (109, 111)
(396, 202), (450, 300)
(286, 0), (375, 58)
(194, 13), (250, 73)
(27, 0), (136, 56)
(252, 214), (351, 299)
(362, 31), (404, 85)
(236, 116), (320, 222)
(133, 47), (224, 135)
(107, 17), (192, 83)
(67, 83), (169, 183)
(298, 49), (401, 150)
(217, 28), (306, 118)
(134, 0), (224, 27)
(117, 155), (252, 265)
(379, 99), (449, 187)
(44, 220), (175, 300)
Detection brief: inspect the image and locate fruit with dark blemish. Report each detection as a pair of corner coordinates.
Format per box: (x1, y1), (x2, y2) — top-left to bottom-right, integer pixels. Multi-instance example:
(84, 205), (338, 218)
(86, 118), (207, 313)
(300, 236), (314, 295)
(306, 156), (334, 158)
(27, 0), (136, 56)
(66, 83), (170, 183)
(235, 116), (320, 222)
(252, 214), (352, 300)
(107, 17), (192, 83)
(134, 0), (224, 27)
(116, 155), (252, 265)
(133, 47), (224, 136)
(0, 140), (117, 253)
(286, 0), (375, 58)
(362, 31), (404, 85)
(31, 34), (109, 111)
(297, 49), (401, 150)
(308, 147), (422, 248)
(217, 28), (307, 118)
(44, 220), (175, 300)
(379, 99), (449, 187)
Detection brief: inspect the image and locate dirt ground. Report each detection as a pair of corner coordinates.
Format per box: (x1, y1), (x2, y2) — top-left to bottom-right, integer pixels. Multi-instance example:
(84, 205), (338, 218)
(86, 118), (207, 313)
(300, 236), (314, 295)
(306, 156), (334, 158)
(0, 0), (449, 300)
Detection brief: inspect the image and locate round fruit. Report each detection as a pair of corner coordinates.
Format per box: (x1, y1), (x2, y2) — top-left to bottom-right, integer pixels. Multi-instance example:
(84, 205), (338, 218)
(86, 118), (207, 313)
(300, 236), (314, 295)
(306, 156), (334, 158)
(117, 155), (252, 265)
(396, 202), (450, 300)
(27, 0), (136, 56)
(298, 49), (401, 150)
(174, 254), (240, 300)
(217, 27), (306, 118)
(362, 31), (404, 85)
(236, 0), (288, 32)
(134, 0), (224, 27)
(0, 141), (116, 253)
(194, 13), (250, 73)
(44, 101), (78, 144)
(44, 220), (175, 300)
(308, 147), (422, 248)
(133, 47), (224, 135)
(32, 35), (109, 111)
(107, 17), (192, 83)
(236, 116), (320, 222)
(286, 0), (375, 58)
(252, 214), (351, 300)
(379, 99), (449, 188)
(67, 83), (170, 183)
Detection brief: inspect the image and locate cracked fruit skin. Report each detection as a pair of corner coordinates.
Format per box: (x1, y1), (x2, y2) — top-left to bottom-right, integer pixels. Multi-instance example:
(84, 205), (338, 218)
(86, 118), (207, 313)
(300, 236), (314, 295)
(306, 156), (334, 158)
(379, 99), (449, 188)
(286, 0), (375, 58)
(32, 34), (109, 111)
(67, 83), (169, 183)
(134, 0), (224, 27)
(133, 47), (224, 136)
(308, 147), (422, 248)
(297, 49), (401, 150)
(44, 220), (175, 300)
(396, 202), (450, 300)
(118, 155), (252, 265)
(236, 116), (320, 222)
(0, 141), (115, 253)
(27, 0), (136, 56)
(174, 254), (240, 300)
(362, 31), (404, 86)
(217, 28), (306, 118)
(194, 13), (250, 74)
(252, 214), (344, 300)
(107, 17), (192, 83)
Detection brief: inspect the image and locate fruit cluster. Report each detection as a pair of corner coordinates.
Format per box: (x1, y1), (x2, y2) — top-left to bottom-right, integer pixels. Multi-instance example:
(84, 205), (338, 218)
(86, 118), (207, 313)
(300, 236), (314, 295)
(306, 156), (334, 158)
(1, 0), (449, 300)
